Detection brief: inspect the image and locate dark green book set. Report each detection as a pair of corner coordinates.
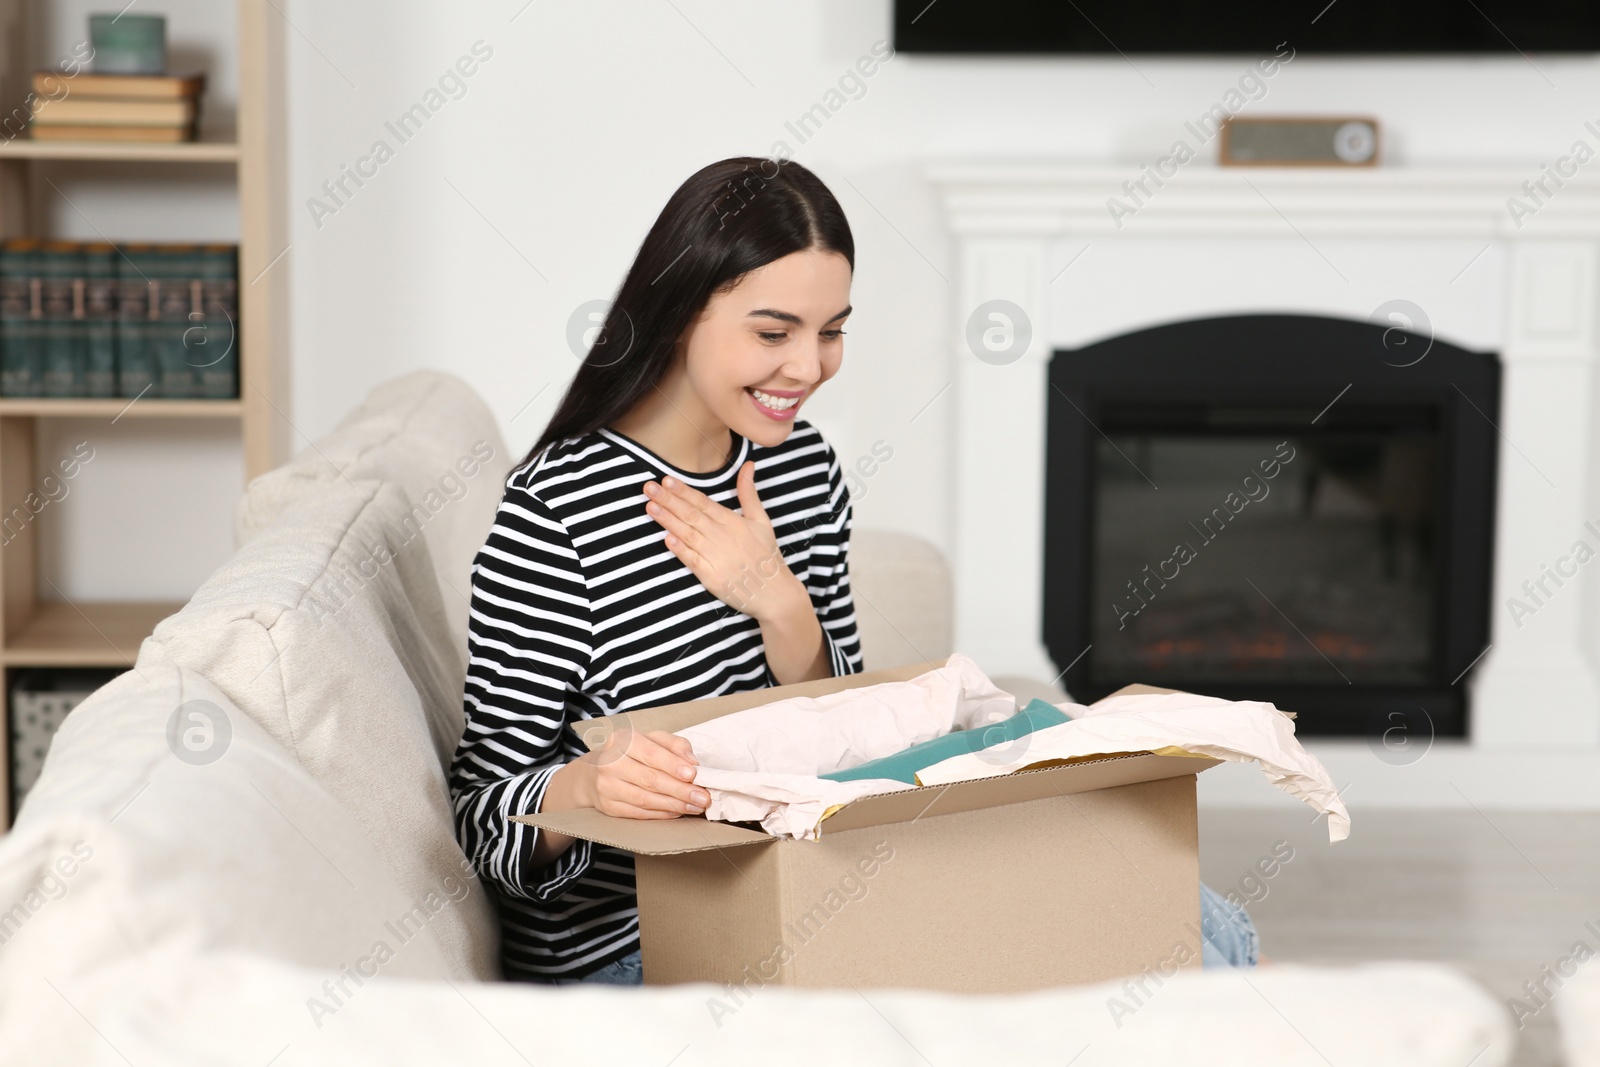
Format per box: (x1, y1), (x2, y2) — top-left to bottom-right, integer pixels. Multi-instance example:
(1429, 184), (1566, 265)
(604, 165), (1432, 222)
(0, 239), (238, 399)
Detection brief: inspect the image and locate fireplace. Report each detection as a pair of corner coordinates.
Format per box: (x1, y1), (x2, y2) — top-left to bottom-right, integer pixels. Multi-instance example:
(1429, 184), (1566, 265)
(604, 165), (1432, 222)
(1044, 313), (1500, 737)
(930, 162), (1600, 770)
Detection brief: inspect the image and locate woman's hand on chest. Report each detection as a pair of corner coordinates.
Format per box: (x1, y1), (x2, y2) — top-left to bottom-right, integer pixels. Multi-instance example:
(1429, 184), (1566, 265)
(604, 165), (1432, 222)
(642, 460), (809, 623)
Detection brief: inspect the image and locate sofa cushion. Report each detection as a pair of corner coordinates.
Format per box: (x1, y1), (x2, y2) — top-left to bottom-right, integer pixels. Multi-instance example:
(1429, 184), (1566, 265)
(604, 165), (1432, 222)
(234, 369), (513, 672)
(0, 661), (453, 979)
(850, 528), (954, 671)
(145, 477), (499, 979)
(0, 943), (1515, 1067)
(1562, 966), (1600, 1067)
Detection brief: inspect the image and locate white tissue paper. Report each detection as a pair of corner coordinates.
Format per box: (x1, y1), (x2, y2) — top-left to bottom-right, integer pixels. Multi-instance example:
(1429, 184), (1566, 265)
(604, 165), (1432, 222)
(678, 653), (1351, 844)
(916, 691), (1351, 843)
(677, 652), (1014, 839)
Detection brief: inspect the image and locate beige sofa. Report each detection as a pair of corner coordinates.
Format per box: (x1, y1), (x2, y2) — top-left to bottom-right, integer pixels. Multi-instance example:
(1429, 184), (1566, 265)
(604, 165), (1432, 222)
(0, 370), (1515, 1064)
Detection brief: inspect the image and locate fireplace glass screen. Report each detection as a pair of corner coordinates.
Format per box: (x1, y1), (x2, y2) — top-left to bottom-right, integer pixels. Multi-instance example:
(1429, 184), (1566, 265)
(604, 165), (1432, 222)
(1091, 413), (1440, 689)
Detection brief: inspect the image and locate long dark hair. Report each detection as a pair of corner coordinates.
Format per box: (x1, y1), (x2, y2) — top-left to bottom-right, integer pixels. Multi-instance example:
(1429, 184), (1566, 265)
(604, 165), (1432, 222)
(521, 156), (855, 468)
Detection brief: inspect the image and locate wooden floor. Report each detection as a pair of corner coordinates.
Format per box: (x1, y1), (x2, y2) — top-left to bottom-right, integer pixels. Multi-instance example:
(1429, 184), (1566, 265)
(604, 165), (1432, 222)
(1199, 808), (1598, 1067)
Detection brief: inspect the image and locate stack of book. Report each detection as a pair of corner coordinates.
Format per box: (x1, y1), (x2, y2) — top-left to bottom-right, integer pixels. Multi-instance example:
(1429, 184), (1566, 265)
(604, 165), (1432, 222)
(27, 71), (205, 143)
(0, 240), (238, 399)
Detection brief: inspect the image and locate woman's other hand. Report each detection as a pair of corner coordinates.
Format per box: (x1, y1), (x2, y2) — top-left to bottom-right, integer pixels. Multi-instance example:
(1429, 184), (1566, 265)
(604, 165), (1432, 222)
(577, 726), (711, 819)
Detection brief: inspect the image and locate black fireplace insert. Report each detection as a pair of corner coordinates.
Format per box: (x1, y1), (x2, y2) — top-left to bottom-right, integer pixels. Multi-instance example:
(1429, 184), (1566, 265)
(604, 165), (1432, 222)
(1043, 313), (1500, 738)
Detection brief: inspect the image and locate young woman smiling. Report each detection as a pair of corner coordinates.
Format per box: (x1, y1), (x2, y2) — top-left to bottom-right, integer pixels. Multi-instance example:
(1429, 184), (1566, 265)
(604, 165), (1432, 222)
(448, 157), (866, 984)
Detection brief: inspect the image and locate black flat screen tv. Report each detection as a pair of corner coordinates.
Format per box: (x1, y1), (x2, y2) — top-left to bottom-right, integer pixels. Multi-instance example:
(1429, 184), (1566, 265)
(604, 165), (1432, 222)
(893, 1), (1600, 54)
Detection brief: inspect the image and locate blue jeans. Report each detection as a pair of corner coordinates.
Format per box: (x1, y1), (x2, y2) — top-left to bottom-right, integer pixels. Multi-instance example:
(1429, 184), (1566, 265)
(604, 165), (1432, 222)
(1198, 880), (1259, 967)
(553, 949), (644, 986)
(561, 883), (1256, 985)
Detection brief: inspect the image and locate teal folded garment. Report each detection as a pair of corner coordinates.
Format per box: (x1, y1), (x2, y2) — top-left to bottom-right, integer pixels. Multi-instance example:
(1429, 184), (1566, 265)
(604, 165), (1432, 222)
(818, 698), (1072, 785)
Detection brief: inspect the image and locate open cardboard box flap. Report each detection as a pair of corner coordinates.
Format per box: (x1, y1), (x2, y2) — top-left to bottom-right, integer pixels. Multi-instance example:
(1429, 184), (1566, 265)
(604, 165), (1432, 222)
(513, 657), (1229, 855)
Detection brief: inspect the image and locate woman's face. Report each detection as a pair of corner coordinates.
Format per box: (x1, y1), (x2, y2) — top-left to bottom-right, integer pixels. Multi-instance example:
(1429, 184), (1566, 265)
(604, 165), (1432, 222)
(677, 247), (852, 448)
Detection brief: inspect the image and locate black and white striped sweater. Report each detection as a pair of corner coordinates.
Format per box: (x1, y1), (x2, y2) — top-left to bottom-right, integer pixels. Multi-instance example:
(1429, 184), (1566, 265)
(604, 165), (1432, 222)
(448, 418), (864, 981)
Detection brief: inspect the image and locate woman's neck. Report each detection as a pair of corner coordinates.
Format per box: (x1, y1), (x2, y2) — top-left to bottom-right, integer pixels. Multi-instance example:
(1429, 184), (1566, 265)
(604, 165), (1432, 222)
(609, 360), (735, 474)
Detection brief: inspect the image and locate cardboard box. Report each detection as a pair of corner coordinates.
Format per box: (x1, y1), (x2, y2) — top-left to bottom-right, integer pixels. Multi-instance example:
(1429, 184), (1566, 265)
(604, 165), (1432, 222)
(516, 659), (1224, 994)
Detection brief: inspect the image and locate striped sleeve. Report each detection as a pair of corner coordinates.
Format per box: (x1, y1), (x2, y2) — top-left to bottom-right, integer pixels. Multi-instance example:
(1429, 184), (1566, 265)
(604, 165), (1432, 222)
(449, 477), (596, 905)
(803, 440), (865, 679)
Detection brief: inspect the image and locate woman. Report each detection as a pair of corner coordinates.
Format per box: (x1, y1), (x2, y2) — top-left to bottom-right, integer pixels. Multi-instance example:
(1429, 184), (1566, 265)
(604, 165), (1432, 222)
(449, 156), (860, 985)
(448, 156), (1258, 986)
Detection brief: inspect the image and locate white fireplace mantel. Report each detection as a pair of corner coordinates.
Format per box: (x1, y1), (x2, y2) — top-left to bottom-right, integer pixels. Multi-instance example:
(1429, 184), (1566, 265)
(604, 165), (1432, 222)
(928, 161), (1600, 237)
(927, 160), (1600, 804)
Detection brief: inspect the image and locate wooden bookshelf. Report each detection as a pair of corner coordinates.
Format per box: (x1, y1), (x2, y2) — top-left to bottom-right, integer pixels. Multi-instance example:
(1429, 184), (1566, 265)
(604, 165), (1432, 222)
(0, 132), (240, 164)
(0, 1), (289, 823)
(2, 600), (184, 666)
(0, 398), (243, 417)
